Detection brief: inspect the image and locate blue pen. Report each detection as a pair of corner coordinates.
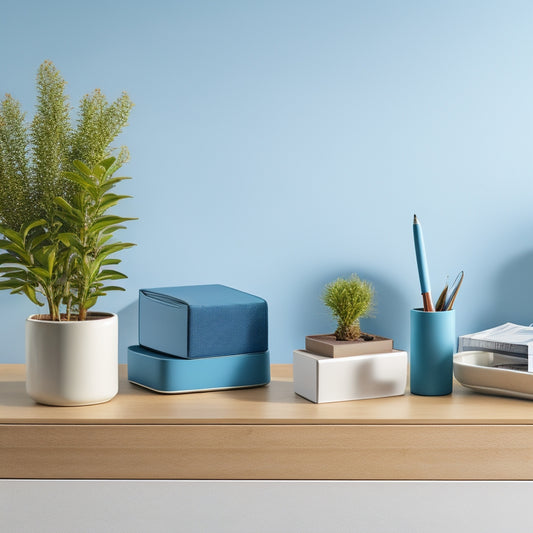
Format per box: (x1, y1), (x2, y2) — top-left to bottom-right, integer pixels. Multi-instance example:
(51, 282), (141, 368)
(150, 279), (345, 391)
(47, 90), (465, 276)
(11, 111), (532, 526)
(413, 214), (435, 312)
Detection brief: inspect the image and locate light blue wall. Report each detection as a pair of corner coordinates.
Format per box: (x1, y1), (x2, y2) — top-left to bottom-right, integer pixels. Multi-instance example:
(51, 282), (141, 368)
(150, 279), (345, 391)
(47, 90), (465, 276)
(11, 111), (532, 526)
(1, 0), (533, 363)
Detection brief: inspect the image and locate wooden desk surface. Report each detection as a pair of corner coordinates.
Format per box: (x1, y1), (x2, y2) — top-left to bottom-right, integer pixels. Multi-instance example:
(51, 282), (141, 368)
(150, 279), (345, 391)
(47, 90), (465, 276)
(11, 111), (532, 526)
(2, 364), (533, 480)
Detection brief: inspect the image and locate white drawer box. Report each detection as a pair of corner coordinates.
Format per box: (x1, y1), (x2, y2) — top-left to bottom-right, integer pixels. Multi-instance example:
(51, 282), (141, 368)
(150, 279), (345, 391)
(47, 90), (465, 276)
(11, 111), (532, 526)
(293, 349), (407, 403)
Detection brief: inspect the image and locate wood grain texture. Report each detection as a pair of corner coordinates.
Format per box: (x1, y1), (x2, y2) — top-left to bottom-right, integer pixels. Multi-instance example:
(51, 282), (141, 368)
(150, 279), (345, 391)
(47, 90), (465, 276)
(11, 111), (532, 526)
(2, 365), (533, 425)
(2, 364), (533, 480)
(2, 424), (533, 480)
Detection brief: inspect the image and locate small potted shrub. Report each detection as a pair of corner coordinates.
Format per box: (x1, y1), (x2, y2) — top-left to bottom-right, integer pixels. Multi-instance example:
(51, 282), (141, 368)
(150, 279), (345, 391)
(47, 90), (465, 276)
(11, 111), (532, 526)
(305, 274), (393, 357)
(0, 61), (134, 405)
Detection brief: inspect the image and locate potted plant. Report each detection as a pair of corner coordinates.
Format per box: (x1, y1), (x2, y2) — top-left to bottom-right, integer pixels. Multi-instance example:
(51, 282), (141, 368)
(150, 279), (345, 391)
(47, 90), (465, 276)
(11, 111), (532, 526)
(305, 274), (394, 357)
(0, 61), (134, 405)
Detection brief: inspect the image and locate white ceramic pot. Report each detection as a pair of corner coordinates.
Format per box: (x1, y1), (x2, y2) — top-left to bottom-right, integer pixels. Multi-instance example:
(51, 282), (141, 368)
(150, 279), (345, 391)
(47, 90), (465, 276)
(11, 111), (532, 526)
(25, 312), (118, 406)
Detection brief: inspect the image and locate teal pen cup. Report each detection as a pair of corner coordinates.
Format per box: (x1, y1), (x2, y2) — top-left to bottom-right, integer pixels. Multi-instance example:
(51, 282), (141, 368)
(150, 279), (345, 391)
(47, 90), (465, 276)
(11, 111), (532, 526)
(410, 309), (456, 396)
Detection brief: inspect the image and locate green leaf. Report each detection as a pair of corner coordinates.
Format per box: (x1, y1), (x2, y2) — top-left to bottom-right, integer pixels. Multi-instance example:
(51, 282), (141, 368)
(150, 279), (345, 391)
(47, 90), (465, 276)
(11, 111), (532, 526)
(57, 232), (82, 249)
(93, 164), (106, 181)
(0, 227), (24, 247)
(101, 258), (121, 266)
(3, 276), (32, 286)
(22, 219), (47, 242)
(90, 215), (136, 234)
(47, 250), (56, 277)
(57, 233), (72, 247)
(29, 266), (51, 280)
(100, 156), (116, 171)
(23, 285), (43, 306)
(80, 259), (92, 278)
(29, 232), (52, 250)
(32, 249), (49, 267)
(96, 233), (113, 247)
(96, 269), (127, 281)
(63, 171), (96, 192)
(99, 285), (126, 292)
(102, 225), (127, 235)
(54, 196), (76, 215)
(100, 176), (131, 193)
(55, 199), (84, 226)
(0, 279), (24, 290)
(98, 194), (132, 214)
(97, 242), (135, 260)
(0, 242), (32, 264)
(0, 266), (27, 274)
(84, 296), (98, 309)
(72, 159), (93, 177)
(10, 287), (24, 295)
(0, 253), (16, 265)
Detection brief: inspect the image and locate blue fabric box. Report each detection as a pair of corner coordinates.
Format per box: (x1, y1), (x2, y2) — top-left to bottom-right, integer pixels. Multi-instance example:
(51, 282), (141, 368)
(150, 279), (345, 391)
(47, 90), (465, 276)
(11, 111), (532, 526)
(127, 345), (271, 393)
(138, 284), (268, 358)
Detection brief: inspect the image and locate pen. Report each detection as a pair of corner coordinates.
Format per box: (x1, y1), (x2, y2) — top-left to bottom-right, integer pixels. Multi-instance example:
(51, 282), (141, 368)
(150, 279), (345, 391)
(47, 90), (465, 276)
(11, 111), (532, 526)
(444, 270), (464, 311)
(413, 214), (435, 312)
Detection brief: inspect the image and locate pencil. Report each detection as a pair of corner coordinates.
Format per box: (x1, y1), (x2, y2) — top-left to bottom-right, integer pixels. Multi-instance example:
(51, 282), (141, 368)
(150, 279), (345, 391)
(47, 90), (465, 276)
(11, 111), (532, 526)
(413, 214), (435, 312)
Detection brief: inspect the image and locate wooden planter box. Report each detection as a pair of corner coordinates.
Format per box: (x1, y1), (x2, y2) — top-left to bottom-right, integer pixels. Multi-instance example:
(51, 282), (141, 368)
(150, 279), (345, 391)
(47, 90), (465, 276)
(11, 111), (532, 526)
(305, 333), (393, 358)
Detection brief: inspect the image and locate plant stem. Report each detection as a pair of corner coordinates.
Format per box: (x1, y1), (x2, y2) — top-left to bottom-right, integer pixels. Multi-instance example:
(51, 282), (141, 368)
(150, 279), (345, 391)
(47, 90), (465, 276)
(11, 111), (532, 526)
(335, 320), (361, 341)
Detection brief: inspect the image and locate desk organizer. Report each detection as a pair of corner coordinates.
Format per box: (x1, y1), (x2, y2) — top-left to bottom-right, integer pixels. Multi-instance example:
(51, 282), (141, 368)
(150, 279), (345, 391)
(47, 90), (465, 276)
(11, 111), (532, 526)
(128, 345), (271, 393)
(139, 284), (268, 358)
(293, 349), (407, 403)
(410, 308), (455, 396)
(454, 351), (533, 400)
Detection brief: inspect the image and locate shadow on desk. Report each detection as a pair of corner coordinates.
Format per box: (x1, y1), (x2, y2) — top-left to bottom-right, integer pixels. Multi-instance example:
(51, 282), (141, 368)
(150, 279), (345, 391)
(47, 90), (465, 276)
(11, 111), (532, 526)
(219, 377), (309, 405)
(124, 376), (307, 405)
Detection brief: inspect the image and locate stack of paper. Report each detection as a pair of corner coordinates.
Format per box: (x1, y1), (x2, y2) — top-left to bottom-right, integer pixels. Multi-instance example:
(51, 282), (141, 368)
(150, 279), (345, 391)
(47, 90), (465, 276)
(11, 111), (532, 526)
(458, 323), (533, 372)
